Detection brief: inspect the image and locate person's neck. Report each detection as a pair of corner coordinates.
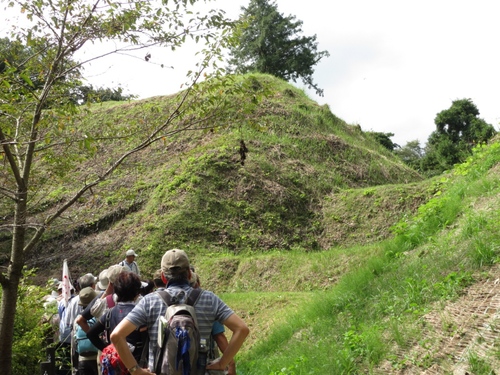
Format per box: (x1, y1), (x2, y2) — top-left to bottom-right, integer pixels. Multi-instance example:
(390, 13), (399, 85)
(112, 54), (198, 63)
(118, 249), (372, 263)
(167, 280), (189, 287)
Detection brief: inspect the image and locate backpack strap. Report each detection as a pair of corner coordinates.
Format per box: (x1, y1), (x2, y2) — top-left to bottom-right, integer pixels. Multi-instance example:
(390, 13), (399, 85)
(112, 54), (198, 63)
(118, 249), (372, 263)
(157, 287), (202, 307)
(106, 294), (115, 308)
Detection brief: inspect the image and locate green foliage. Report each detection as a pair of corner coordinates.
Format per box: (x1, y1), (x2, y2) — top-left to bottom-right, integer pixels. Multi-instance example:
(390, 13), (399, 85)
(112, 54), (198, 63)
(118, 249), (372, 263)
(10, 269), (51, 374)
(468, 352), (496, 375)
(366, 131), (399, 151)
(421, 98), (496, 174)
(228, 0), (329, 96)
(394, 139), (424, 170)
(71, 84), (138, 104)
(268, 356), (308, 375)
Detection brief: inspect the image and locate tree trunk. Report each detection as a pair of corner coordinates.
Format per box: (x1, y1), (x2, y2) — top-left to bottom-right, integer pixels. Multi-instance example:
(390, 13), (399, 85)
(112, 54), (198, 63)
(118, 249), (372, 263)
(0, 197), (27, 375)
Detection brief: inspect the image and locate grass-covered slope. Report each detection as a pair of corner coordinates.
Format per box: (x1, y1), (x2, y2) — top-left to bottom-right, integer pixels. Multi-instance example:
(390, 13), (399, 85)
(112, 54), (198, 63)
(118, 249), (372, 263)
(231, 139), (500, 374)
(2, 73), (424, 280)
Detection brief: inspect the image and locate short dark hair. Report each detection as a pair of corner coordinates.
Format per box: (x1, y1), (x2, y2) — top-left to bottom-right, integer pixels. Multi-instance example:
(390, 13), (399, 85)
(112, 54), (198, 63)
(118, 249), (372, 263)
(164, 268), (189, 284)
(114, 272), (141, 302)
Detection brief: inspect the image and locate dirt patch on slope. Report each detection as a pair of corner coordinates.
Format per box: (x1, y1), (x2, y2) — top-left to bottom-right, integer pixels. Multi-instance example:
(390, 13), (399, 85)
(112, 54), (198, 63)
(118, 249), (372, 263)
(377, 264), (500, 374)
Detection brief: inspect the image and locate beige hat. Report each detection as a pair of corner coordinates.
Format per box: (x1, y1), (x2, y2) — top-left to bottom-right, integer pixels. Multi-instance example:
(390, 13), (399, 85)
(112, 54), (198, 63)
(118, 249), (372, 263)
(161, 249), (190, 275)
(79, 287), (97, 306)
(107, 265), (128, 284)
(97, 269), (109, 290)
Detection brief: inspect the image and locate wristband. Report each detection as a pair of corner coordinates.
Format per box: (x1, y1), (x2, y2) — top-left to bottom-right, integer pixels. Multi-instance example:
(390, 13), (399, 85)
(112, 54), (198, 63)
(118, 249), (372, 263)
(128, 364), (139, 373)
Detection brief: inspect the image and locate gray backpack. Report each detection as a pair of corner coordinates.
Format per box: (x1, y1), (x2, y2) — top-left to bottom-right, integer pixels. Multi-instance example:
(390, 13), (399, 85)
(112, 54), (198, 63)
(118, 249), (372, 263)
(155, 288), (203, 375)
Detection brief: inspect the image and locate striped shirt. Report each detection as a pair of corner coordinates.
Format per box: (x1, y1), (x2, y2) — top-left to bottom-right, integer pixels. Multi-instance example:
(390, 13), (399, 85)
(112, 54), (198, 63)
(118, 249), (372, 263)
(125, 283), (233, 370)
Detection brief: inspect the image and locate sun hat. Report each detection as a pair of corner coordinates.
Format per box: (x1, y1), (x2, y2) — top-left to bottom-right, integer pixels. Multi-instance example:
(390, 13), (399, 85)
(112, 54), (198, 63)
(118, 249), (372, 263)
(126, 249), (137, 257)
(161, 249), (190, 276)
(107, 265), (128, 284)
(97, 269), (109, 290)
(78, 287), (97, 306)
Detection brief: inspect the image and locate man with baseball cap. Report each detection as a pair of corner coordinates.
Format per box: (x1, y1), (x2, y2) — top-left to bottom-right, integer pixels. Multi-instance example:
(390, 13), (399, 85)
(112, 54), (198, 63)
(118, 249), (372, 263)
(119, 249), (140, 276)
(110, 249), (249, 375)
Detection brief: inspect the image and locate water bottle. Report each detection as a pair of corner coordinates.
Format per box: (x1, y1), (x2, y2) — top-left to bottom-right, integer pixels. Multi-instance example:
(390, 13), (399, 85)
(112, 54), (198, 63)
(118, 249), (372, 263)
(197, 338), (208, 375)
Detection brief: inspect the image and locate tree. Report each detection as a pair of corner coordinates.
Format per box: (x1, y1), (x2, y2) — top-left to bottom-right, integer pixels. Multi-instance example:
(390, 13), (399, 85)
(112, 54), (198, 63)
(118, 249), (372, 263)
(1, 38), (136, 104)
(0, 1), (236, 373)
(227, 0), (329, 96)
(421, 98), (496, 174)
(367, 131), (399, 151)
(394, 140), (424, 171)
(71, 84), (138, 104)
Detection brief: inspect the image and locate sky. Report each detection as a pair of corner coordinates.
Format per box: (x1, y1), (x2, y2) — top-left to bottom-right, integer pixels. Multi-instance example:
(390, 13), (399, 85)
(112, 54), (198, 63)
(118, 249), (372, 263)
(2, 0), (500, 147)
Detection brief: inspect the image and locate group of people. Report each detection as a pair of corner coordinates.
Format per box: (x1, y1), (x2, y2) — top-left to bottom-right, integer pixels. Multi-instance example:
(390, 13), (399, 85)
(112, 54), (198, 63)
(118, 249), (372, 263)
(46, 248), (248, 375)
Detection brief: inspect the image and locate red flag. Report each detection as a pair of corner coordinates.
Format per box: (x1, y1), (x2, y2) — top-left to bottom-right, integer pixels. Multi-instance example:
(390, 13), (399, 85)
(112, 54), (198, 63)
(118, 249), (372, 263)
(61, 259), (72, 307)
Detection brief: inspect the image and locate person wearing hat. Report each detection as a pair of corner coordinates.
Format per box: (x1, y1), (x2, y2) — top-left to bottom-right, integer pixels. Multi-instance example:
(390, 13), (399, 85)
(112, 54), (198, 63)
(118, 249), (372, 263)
(96, 269), (109, 291)
(75, 265), (128, 375)
(74, 287), (99, 375)
(110, 249), (249, 375)
(76, 265), (129, 333)
(152, 269), (166, 291)
(119, 249), (140, 276)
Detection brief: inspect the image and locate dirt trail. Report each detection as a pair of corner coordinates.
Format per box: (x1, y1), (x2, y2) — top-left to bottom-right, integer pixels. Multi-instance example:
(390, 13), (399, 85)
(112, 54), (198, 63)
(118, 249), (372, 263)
(379, 265), (500, 374)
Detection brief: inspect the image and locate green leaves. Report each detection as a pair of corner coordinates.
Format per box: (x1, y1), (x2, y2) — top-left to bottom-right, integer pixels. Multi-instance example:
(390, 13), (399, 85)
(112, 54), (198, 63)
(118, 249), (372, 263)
(420, 99), (497, 175)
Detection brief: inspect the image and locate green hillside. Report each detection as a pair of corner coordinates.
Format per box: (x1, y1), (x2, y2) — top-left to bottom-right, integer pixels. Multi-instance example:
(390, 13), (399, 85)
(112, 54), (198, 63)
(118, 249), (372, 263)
(1, 73), (425, 281)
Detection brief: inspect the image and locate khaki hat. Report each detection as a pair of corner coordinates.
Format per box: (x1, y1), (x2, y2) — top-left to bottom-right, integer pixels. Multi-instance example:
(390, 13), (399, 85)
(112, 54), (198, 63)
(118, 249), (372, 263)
(161, 249), (190, 275)
(79, 287), (97, 306)
(107, 265), (128, 284)
(97, 269), (109, 290)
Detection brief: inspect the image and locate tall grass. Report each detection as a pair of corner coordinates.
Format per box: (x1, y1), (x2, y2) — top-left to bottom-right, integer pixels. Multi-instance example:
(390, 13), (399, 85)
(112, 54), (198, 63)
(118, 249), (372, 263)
(238, 141), (500, 374)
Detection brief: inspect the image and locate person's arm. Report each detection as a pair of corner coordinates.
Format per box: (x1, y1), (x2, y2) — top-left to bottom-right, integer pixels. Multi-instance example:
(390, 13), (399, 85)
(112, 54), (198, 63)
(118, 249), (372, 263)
(110, 319), (154, 375)
(213, 333), (236, 375)
(86, 320), (108, 352)
(206, 314), (249, 371)
(75, 314), (91, 334)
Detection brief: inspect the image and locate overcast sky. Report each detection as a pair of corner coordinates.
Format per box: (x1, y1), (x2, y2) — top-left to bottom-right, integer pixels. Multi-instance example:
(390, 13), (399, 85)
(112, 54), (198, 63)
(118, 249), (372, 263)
(3, 0), (500, 147)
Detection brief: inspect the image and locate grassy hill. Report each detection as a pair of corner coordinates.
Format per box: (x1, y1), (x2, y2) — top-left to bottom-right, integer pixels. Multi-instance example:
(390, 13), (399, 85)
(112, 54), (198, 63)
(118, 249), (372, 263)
(0, 73), (425, 281)
(5, 73), (500, 374)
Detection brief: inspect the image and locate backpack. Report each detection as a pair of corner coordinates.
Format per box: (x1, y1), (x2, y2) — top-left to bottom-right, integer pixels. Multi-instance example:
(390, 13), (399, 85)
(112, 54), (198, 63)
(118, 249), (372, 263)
(100, 343), (127, 375)
(100, 304), (145, 375)
(155, 288), (203, 375)
(75, 317), (98, 355)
